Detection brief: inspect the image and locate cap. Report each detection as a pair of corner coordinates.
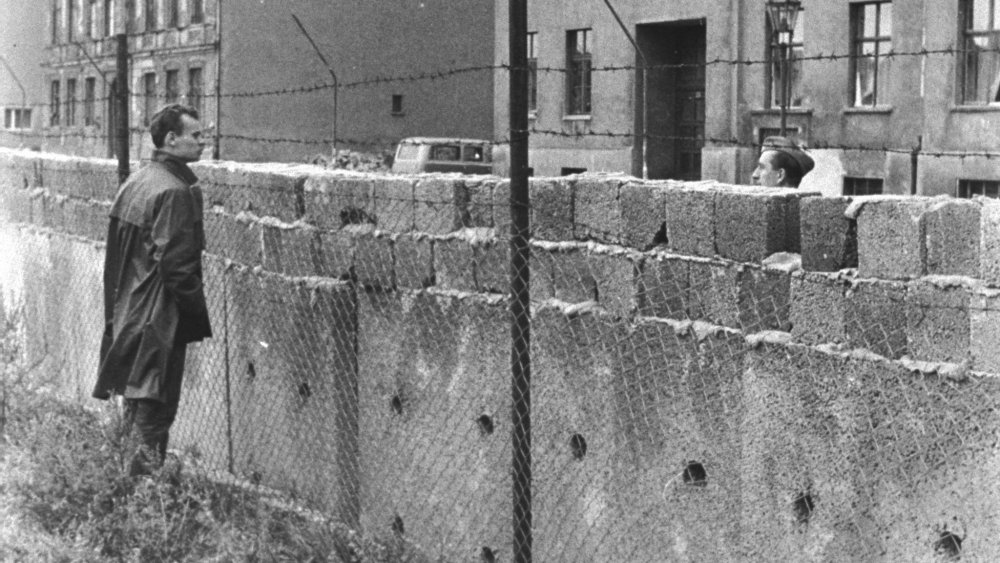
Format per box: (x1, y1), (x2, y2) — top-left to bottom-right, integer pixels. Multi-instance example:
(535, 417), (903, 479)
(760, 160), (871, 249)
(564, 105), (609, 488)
(761, 136), (815, 175)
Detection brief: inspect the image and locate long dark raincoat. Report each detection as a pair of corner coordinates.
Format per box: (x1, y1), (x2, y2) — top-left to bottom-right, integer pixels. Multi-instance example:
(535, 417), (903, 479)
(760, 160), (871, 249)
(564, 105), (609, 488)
(94, 151), (212, 403)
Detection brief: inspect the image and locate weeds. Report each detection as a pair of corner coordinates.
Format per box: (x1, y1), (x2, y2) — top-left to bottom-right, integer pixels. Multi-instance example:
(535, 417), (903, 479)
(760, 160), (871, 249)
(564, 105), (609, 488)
(0, 305), (424, 562)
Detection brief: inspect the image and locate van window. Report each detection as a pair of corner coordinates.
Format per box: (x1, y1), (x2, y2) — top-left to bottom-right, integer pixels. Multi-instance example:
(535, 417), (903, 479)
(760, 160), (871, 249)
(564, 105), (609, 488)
(463, 145), (485, 162)
(430, 145), (461, 161)
(397, 143), (421, 160)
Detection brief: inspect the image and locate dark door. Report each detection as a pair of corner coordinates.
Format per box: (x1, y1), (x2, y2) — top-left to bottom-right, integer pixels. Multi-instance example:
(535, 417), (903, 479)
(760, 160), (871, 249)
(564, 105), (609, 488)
(635, 21), (706, 180)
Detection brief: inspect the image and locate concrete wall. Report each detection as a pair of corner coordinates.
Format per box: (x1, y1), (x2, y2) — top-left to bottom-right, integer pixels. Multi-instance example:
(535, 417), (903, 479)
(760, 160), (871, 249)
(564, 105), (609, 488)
(2, 147), (999, 561)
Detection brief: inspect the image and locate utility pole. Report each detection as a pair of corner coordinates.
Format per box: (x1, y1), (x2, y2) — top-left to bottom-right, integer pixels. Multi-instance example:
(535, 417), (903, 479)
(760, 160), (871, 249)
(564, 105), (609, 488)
(509, 0), (531, 562)
(115, 33), (129, 185)
(291, 13), (339, 156)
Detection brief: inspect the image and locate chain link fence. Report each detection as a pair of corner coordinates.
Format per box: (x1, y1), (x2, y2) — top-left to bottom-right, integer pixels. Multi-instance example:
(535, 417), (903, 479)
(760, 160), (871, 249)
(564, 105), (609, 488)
(0, 150), (998, 562)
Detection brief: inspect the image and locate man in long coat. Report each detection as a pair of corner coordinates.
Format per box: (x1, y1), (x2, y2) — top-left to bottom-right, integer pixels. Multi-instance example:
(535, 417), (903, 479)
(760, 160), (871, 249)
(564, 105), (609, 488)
(94, 104), (212, 474)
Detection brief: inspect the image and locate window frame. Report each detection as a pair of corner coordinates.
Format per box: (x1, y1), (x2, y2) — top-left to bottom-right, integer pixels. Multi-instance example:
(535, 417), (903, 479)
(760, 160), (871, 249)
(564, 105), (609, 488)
(527, 31), (538, 115)
(190, 0), (204, 24)
(850, 2), (893, 108)
(67, 0), (75, 42)
(958, 0), (1000, 105)
(843, 176), (885, 196)
(958, 178), (1000, 197)
(188, 67), (203, 114)
(4, 108), (33, 131)
(565, 28), (592, 117)
(165, 69), (179, 104)
(52, 0), (62, 44)
(66, 78), (77, 126)
(84, 77), (96, 126)
(50, 80), (61, 127)
(145, 0), (157, 31)
(143, 72), (157, 126)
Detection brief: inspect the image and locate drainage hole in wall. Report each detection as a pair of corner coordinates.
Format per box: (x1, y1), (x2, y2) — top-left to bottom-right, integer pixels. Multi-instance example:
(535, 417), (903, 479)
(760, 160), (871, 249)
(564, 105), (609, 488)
(390, 394), (404, 415)
(246, 361), (256, 380)
(792, 492), (815, 524)
(297, 382), (311, 400)
(569, 434), (587, 460)
(934, 531), (962, 560)
(480, 546), (496, 562)
(477, 414), (494, 436)
(682, 461), (707, 487)
(391, 514), (405, 536)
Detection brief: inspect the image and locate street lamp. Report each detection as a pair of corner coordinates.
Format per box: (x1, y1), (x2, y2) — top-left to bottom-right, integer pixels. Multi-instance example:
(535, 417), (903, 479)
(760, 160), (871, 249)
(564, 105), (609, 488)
(766, 0), (801, 137)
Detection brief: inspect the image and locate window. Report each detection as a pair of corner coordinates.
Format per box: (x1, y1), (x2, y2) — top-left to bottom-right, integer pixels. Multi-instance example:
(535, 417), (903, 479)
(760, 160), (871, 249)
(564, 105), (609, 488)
(52, 0), (62, 44)
(391, 94), (404, 114)
(960, 0), (1000, 104)
(958, 179), (1000, 197)
(4, 108), (32, 130)
(188, 67), (203, 114)
(851, 2), (892, 107)
(767, 7), (804, 108)
(145, 0), (157, 31)
(104, 0), (112, 36)
(67, 0), (75, 41)
(165, 69), (179, 103)
(566, 29), (592, 115)
(167, 0), (178, 27)
(143, 72), (156, 125)
(843, 177), (884, 195)
(84, 77), (96, 125)
(190, 0), (203, 24)
(66, 78), (77, 126)
(50, 80), (61, 126)
(430, 145), (460, 161)
(528, 32), (538, 114)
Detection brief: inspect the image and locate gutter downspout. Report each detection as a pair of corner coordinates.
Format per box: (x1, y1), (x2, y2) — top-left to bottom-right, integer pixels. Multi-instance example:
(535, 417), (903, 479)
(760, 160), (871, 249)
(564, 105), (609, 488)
(213, 0), (222, 159)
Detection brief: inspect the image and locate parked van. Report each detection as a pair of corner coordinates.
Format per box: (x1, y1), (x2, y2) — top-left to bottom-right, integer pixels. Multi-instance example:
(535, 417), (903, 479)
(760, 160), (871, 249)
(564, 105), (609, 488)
(391, 137), (493, 175)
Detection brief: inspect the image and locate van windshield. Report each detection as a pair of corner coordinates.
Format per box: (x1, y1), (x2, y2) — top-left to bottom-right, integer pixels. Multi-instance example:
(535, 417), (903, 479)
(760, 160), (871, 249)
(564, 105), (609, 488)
(397, 143), (421, 160)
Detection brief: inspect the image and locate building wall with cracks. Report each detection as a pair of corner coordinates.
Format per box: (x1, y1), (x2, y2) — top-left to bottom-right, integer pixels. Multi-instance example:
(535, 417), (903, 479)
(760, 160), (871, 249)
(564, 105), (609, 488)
(0, 147), (998, 561)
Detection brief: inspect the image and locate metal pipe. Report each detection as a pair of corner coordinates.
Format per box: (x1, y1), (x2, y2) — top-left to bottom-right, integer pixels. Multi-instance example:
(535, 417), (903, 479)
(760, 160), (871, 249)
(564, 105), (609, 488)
(779, 42), (788, 136)
(291, 13), (339, 155)
(509, 1), (531, 562)
(214, 0), (222, 159)
(115, 33), (130, 184)
(601, 0), (648, 178)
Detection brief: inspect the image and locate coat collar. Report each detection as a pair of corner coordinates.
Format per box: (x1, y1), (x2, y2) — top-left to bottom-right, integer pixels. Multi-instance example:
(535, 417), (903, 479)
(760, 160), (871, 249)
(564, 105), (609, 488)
(152, 149), (199, 186)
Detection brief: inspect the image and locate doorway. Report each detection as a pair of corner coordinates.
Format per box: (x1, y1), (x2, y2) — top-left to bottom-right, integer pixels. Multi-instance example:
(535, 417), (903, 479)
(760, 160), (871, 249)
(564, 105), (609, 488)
(635, 21), (706, 180)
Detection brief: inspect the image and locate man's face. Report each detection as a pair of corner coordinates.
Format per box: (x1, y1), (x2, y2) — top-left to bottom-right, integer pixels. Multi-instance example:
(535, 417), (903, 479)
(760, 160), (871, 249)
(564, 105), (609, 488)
(751, 150), (784, 187)
(164, 114), (206, 162)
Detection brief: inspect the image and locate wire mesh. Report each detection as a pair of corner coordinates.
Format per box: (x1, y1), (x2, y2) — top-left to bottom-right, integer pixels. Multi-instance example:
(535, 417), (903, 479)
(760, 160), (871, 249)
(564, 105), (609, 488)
(1, 150), (998, 562)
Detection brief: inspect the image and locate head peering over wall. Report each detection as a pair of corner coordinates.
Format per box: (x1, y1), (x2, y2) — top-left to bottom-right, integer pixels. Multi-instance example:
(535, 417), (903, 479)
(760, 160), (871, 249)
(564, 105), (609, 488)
(752, 136), (815, 188)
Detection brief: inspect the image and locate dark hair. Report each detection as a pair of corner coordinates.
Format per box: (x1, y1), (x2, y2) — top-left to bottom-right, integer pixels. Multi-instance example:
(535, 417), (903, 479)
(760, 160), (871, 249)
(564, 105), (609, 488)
(766, 150), (805, 187)
(149, 104), (200, 148)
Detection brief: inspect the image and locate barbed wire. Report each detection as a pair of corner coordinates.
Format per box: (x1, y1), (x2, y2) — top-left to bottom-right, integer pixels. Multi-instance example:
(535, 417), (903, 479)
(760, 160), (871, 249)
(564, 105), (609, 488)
(6, 127), (1000, 160)
(7, 43), (1000, 109)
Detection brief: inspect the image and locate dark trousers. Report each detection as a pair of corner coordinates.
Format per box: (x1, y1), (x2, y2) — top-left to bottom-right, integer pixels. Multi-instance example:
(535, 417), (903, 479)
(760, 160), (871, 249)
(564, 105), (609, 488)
(124, 397), (180, 476)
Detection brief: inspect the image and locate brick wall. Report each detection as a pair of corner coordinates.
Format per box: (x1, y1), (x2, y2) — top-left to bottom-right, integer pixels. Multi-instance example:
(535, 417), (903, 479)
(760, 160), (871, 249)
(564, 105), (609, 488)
(1, 148), (997, 561)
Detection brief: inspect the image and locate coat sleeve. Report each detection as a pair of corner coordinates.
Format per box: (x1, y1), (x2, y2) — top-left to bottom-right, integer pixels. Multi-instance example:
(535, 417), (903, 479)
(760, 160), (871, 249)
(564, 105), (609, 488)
(151, 186), (207, 319)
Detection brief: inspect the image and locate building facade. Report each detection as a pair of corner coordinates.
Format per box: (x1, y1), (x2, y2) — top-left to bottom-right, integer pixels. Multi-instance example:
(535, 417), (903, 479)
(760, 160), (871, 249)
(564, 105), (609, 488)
(3, 0), (494, 163)
(0, 1), (53, 150)
(494, 0), (1000, 196)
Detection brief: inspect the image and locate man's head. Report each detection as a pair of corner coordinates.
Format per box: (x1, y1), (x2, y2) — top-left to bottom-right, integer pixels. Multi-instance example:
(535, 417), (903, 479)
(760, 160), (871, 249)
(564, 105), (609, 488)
(751, 136), (814, 188)
(149, 104), (205, 162)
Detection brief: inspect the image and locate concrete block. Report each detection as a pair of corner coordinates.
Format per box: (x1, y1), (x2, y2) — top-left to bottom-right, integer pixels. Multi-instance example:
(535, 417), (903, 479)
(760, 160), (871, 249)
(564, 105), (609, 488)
(714, 186), (790, 262)
(301, 172), (375, 231)
(665, 185), (715, 257)
(373, 176), (416, 232)
(857, 198), (930, 279)
(89, 202), (112, 242)
(971, 292), (1000, 373)
(314, 229), (355, 280)
(352, 229), (394, 290)
(547, 247), (637, 314)
(738, 266), (791, 333)
(1, 188), (33, 223)
(924, 199), (981, 277)
(845, 279), (908, 359)
(29, 190), (45, 227)
(530, 178), (574, 241)
(228, 268), (359, 519)
(358, 291), (510, 561)
(800, 196), (857, 272)
(434, 238), (475, 291)
(235, 168), (306, 222)
(464, 176), (496, 228)
(636, 253), (688, 319)
(492, 179), (511, 238)
(573, 175), (623, 244)
(687, 260), (740, 328)
(905, 280), (971, 364)
(261, 223), (324, 277)
(741, 344), (881, 562)
(981, 199), (1000, 286)
(789, 271), (850, 345)
(620, 180), (669, 250)
(393, 234), (434, 290)
(204, 211), (262, 266)
(474, 240), (507, 294)
(413, 176), (461, 234)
